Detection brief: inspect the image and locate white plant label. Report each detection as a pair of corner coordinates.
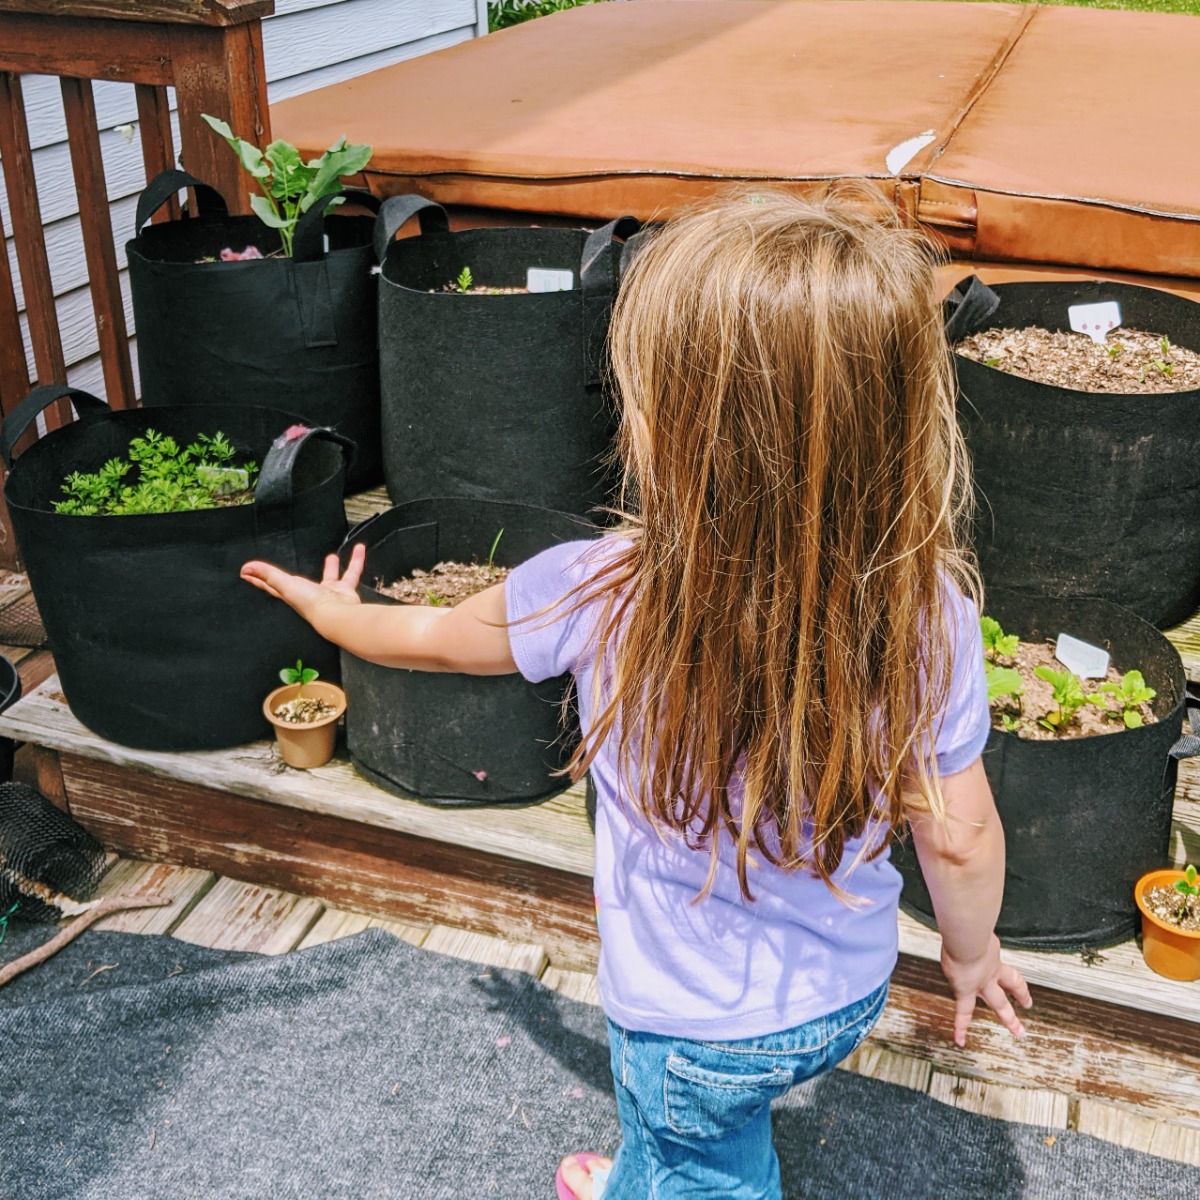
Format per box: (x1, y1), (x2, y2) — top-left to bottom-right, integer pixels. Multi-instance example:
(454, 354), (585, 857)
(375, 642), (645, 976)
(1067, 300), (1122, 344)
(527, 267), (574, 293)
(1055, 632), (1110, 680)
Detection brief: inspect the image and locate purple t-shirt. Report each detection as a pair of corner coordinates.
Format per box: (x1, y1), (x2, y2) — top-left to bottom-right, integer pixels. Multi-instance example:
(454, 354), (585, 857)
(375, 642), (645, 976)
(505, 538), (989, 1040)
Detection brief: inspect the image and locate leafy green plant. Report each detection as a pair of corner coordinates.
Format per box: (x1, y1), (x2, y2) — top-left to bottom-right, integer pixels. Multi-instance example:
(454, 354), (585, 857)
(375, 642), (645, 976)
(488, 0), (602, 31)
(980, 615), (1019, 663)
(984, 356), (1004, 368)
(456, 266), (474, 294)
(280, 660), (319, 691)
(426, 591), (448, 607)
(486, 527), (505, 574)
(986, 664), (1023, 705)
(201, 114), (371, 258)
(53, 430), (257, 516)
(1033, 666), (1091, 733)
(1096, 669), (1157, 729)
(1175, 864), (1200, 898)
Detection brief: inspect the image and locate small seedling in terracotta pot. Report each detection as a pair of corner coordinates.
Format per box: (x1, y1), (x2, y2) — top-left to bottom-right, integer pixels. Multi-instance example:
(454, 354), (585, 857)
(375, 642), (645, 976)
(1135, 863), (1200, 981)
(263, 659), (346, 769)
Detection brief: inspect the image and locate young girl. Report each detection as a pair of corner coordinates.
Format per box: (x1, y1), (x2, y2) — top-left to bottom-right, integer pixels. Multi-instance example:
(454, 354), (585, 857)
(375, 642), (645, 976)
(242, 191), (1031, 1200)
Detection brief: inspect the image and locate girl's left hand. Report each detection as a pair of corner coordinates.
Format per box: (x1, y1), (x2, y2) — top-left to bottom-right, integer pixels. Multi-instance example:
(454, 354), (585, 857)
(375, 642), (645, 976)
(241, 543), (366, 620)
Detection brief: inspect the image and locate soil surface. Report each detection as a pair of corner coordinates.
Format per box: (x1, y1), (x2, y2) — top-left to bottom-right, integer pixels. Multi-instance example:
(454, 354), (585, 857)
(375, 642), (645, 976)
(432, 283), (528, 295)
(273, 696), (337, 724)
(988, 638), (1157, 740)
(1142, 884), (1200, 932)
(956, 327), (1200, 394)
(378, 560), (509, 607)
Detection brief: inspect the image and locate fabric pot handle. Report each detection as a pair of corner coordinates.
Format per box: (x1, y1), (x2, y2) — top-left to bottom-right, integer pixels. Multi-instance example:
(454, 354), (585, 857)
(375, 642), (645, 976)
(581, 215), (640, 386)
(944, 274), (1001, 343)
(372, 194), (451, 265)
(291, 189), (383, 264)
(135, 169), (228, 233)
(1169, 695), (1200, 760)
(253, 424), (354, 574)
(0, 385), (108, 469)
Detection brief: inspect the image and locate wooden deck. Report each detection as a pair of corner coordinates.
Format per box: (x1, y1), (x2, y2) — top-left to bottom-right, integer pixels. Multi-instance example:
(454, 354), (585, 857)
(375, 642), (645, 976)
(67, 850), (1200, 1171)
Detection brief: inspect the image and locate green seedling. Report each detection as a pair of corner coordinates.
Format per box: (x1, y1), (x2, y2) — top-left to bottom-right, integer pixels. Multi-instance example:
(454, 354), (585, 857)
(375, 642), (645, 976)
(426, 591), (448, 607)
(202, 114), (371, 258)
(986, 664), (1023, 705)
(1096, 669), (1156, 729)
(1106, 341), (1122, 359)
(280, 660), (319, 691)
(54, 429), (257, 516)
(1034, 665), (1091, 733)
(456, 266), (474, 294)
(486, 527), (505, 574)
(1174, 864), (1200, 898)
(980, 615), (1019, 663)
(999, 713), (1022, 733)
(984, 356), (1004, 368)
(1154, 358), (1174, 378)
(1161, 334), (1172, 358)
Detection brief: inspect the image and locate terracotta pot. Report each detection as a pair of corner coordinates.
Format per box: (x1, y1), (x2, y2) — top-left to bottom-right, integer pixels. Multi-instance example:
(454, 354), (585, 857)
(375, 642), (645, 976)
(263, 681), (347, 769)
(1134, 869), (1200, 981)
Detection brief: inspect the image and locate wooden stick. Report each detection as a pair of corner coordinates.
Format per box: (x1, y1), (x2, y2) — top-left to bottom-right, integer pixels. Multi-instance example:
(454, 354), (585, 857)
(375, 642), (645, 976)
(0, 894), (171, 988)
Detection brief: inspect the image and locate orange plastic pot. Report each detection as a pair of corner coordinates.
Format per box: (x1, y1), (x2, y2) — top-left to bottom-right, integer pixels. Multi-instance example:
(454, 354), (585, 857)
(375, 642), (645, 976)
(1134, 869), (1200, 981)
(263, 681), (346, 769)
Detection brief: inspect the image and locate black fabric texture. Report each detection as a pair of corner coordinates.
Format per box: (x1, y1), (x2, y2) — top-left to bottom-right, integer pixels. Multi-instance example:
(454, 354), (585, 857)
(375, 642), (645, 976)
(340, 498), (597, 804)
(1, 927), (1197, 1199)
(949, 278), (1200, 628)
(127, 172), (383, 491)
(894, 593), (1189, 949)
(1, 390), (348, 750)
(377, 198), (637, 517)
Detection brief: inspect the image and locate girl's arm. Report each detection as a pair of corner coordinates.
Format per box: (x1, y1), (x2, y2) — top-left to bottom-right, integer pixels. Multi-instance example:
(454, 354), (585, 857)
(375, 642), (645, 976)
(908, 757), (1032, 1047)
(241, 545), (518, 675)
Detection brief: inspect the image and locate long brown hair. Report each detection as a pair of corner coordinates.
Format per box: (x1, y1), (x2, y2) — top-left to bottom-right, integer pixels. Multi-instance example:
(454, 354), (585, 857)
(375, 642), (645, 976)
(569, 189), (977, 899)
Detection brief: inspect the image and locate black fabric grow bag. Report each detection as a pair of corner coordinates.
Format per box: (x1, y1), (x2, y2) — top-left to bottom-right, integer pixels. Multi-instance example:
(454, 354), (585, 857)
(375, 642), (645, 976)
(375, 195), (639, 516)
(946, 276), (1200, 628)
(892, 592), (1196, 950)
(127, 170), (383, 492)
(2, 386), (349, 751)
(0, 655), (21, 782)
(339, 497), (598, 805)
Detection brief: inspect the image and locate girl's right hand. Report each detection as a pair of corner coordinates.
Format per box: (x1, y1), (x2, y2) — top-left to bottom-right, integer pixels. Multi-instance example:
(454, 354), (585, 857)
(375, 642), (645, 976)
(940, 935), (1032, 1047)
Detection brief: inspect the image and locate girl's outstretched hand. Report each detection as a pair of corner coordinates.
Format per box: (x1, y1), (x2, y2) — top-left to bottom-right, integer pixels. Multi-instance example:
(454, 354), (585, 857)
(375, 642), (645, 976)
(940, 934), (1032, 1048)
(241, 543), (366, 620)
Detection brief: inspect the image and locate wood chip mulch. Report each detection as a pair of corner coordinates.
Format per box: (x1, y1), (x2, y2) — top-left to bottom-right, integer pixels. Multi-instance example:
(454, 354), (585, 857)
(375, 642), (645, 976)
(956, 327), (1200, 394)
(377, 561), (510, 607)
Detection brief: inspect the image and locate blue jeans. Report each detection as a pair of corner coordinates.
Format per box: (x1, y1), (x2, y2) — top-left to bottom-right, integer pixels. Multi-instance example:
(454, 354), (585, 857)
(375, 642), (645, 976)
(601, 980), (890, 1200)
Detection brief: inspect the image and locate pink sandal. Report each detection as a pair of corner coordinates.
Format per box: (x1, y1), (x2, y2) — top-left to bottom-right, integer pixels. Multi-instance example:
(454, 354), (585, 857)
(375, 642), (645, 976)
(555, 1152), (612, 1200)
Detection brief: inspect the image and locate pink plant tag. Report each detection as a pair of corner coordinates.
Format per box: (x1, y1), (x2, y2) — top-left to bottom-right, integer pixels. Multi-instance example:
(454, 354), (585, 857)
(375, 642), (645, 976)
(219, 246), (264, 261)
(472, 769), (488, 782)
(282, 424), (310, 442)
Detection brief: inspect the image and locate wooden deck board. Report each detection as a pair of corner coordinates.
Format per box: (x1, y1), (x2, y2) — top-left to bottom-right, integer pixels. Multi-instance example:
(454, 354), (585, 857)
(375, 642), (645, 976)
(90, 858), (216, 936)
(1165, 608), (1200, 683)
(541, 965), (602, 1007)
(423, 925), (549, 977)
(928, 1071), (1070, 1128)
(839, 1044), (933, 1092)
(171, 877), (324, 955)
(296, 907), (429, 950)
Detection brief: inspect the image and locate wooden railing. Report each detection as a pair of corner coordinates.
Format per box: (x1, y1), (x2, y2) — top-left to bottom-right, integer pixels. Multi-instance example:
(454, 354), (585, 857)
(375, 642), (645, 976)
(0, 0), (274, 566)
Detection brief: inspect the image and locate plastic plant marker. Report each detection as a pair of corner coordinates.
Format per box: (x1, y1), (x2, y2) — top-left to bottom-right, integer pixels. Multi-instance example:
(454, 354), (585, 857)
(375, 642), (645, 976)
(1067, 300), (1122, 344)
(884, 129), (936, 175)
(527, 267), (574, 293)
(1054, 632), (1110, 680)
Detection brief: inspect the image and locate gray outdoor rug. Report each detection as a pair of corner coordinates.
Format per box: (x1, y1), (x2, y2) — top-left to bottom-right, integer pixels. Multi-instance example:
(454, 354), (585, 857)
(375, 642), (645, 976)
(1, 925), (1197, 1200)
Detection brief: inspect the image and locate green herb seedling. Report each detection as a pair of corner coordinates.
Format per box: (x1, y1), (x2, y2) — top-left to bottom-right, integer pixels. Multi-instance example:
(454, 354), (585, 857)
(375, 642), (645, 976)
(1161, 335), (1172, 358)
(201, 114), (371, 258)
(486, 527), (504, 575)
(426, 591), (447, 607)
(986, 664), (1023, 706)
(1097, 669), (1156, 729)
(1106, 341), (1122, 359)
(280, 660), (319, 694)
(1175, 864), (1200, 898)
(456, 266), (474, 294)
(980, 615), (1019, 664)
(1034, 665), (1090, 733)
(984, 356), (1003, 368)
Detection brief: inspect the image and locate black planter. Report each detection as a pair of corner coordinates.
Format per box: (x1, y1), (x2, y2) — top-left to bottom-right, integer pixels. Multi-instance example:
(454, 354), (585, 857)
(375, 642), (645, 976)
(128, 170), (383, 492)
(946, 276), (1200, 628)
(339, 497), (599, 805)
(892, 593), (1196, 950)
(375, 195), (638, 516)
(0, 655), (21, 782)
(1, 386), (349, 751)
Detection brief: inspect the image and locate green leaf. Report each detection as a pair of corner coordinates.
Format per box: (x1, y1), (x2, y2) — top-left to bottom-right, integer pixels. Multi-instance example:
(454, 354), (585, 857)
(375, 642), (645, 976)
(986, 665), (1023, 704)
(249, 194), (290, 229)
(202, 113), (271, 180)
(303, 138), (373, 207)
(1123, 710), (1144, 729)
(264, 140), (309, 201)
(300, 667), (319, 685)
(1187, 864), (1197, 886)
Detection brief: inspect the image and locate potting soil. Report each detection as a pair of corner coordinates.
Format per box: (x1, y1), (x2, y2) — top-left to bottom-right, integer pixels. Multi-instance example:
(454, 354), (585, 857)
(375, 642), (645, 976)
(377, 560), (510, 607)
(273, 696), (337, 724)
(1141, 885), (1200, 932)
(990, 639), (1158, 741)
(957, 327), (1200, 394)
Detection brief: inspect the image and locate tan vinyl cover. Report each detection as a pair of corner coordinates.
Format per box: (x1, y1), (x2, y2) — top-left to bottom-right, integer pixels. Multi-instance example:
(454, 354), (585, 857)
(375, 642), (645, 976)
(271, 0), (1200, 278)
